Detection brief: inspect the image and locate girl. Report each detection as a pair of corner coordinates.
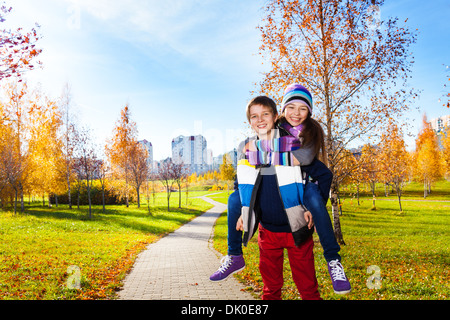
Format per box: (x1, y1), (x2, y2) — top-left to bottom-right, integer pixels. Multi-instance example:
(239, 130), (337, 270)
(276, 83), (351, 295)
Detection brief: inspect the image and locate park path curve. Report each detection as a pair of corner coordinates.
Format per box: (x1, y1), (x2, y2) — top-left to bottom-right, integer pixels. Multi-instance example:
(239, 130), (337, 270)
(117, 196), (255, 300)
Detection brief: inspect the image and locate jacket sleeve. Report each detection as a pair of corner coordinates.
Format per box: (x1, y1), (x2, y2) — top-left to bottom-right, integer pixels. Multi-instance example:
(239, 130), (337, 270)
(234, 139), (253, 190)
(291, 142), (316, 166)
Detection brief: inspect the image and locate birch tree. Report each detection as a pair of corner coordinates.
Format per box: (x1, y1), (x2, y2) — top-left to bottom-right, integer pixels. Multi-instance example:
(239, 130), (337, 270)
(257, 0), (417, 243)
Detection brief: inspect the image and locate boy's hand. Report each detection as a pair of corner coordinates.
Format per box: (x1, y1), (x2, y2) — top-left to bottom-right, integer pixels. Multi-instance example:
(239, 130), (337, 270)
(244, 141), (257, 153)
(304, 210), (314, 229)
(236, 215), (244, 231)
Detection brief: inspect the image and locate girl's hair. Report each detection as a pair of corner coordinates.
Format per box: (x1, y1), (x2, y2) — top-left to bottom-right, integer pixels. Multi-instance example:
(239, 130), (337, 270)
(246, 96), (278, 122)
(277, 114), (328, 166)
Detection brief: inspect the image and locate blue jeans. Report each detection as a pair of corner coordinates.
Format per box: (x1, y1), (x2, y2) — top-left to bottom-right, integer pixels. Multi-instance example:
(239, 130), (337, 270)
(303, 182), (341, 262)
(226, 183), (341, 261)
(227, 190), (243, 256)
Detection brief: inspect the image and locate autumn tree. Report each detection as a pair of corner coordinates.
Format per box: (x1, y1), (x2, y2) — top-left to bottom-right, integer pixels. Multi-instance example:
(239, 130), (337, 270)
(172, 161), (187, 209)
(220, 154), (236, 193)
(59, 83), (77, 209)
(158, 159), (176, 212)
(257, 0), (417, 243)
(27, 88), (64, 207)
(414, 115), (442, 198)
(0, 81), (30, 213)
(106, 104), (137, 207)
(97, 158), (109, 213)
(378, 121), (409, 212)
(360, 144), (380, 209)
(73, 125), (97, 219)
(0, 116), (11, 205)
(0, 3), (42, 82)
(0, 123), (22, 213)
(128, 141), (150, 208)
(442, 126), (450, 178)
(344, 151), (364, 205)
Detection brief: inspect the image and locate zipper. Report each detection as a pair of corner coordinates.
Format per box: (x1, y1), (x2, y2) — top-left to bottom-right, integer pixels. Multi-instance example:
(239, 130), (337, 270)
(273, 168), (292, 233)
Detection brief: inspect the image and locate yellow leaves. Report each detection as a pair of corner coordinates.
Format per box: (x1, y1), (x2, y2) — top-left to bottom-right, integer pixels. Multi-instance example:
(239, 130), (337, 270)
(0, 80), (65, 208)
(413, 115), (443, 184)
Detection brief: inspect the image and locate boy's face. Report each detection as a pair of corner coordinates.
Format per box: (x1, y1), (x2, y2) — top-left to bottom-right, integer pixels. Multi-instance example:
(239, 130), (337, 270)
(248, 104), (277, 138)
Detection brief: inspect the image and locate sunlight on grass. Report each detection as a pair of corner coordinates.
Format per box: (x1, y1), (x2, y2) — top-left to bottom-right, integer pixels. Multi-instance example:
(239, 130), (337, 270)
(0, 192), (214, 300)
(212, 182), (449, 300)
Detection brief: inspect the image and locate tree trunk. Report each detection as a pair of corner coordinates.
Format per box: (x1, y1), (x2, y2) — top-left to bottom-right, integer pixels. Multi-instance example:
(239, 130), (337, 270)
(67, 172), (72, 209)
(318, 0), (345, 245)
(14, 187), (18, 215)
(166, 186), (171, 212)
(125, 177), (129, 208)
(397, 189), (402, 212)
(102, 185), (106, 213)
(87, 183), (92, 219)
(178, 182), (182, 208)
(136, 186), (140, 208)
(330, 181), (345, 245)
(20, 183), (24, 213)
(371, 181), (376, 209)
(356, 185), (360, 205)
(423, 178), (427, 198)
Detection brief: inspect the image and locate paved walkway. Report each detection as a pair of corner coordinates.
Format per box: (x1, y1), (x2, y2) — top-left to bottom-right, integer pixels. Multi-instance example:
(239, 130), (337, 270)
(118, 196), (255, 300)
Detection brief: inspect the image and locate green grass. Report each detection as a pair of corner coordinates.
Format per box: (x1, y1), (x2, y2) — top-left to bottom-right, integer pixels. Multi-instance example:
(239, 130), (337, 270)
(0, 192), (213, 300)
(212, 181), (450, 300)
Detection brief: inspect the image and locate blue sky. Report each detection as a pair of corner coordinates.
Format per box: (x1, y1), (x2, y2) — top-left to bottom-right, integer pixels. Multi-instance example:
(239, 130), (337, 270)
(4, 0), (450, 160)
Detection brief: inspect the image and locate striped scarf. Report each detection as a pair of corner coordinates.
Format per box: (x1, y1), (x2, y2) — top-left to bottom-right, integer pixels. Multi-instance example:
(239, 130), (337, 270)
(245, 124), (303, 166)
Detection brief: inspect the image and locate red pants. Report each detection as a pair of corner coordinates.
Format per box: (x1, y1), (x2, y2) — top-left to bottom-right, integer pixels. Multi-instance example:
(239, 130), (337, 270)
(258, 225), (321, 300)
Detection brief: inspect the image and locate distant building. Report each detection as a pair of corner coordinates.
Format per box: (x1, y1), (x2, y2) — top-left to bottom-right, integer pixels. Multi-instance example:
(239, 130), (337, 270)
(212, 148), (238, 171)
(430, 115), (450, 149)
(430, 115), (450, 134)
(138, 139), (153, 171)
(172, 135), (208, 174)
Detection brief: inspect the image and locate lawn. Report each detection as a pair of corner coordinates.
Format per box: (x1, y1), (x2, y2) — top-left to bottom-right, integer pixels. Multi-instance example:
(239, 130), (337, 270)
(212, 181), (450, 300)
(0, 191), (213, 300)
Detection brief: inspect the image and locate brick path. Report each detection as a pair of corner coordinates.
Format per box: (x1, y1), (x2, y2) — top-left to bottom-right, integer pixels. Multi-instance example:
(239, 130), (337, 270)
(117, 196), (255, 300)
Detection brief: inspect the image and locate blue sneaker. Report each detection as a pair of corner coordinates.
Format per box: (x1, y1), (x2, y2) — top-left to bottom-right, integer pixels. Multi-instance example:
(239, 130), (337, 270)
(210, 255), (245, 281)
(328, 259), (351, 294)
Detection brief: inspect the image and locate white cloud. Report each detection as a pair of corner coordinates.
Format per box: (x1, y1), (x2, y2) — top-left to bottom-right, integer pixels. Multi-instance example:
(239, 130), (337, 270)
(64, 0), (264, 76)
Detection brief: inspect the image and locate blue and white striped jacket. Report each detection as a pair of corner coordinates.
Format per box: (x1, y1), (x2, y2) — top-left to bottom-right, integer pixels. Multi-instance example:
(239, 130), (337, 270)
(237, 155), (314, 247)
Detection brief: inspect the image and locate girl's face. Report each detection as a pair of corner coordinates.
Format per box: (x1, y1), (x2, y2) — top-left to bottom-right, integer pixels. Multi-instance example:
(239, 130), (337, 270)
(248, 104), (277, 138)
(283, 102), (310, 127)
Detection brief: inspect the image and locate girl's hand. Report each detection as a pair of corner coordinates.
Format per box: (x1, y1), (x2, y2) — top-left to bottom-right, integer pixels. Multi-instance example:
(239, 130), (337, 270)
(236, 216), (244, 231)
(304, 211), (314, 229)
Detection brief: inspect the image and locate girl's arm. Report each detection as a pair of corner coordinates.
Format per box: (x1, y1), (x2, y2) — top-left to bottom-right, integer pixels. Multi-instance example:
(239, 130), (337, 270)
(291, 142), (315, 166)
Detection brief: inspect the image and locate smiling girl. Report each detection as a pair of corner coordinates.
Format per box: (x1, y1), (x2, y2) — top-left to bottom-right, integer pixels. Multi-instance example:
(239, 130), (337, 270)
(276, 84), (351, 295)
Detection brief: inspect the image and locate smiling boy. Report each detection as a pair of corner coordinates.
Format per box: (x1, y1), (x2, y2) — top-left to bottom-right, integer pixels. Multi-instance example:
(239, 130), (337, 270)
(236, 96), (320, 300)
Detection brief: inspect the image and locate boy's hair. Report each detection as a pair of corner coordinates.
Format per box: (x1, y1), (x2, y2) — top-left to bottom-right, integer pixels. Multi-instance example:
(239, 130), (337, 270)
(246, 96), (278, 122)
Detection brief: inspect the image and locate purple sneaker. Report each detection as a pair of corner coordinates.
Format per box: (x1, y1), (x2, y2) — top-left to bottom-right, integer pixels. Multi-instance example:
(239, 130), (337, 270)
(210, 255), (245, 282)
(328, 259), (351, 294)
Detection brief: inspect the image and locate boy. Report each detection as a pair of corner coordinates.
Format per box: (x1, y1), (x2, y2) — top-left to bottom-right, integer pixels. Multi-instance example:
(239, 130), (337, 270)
(233, 96), (320, 300)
